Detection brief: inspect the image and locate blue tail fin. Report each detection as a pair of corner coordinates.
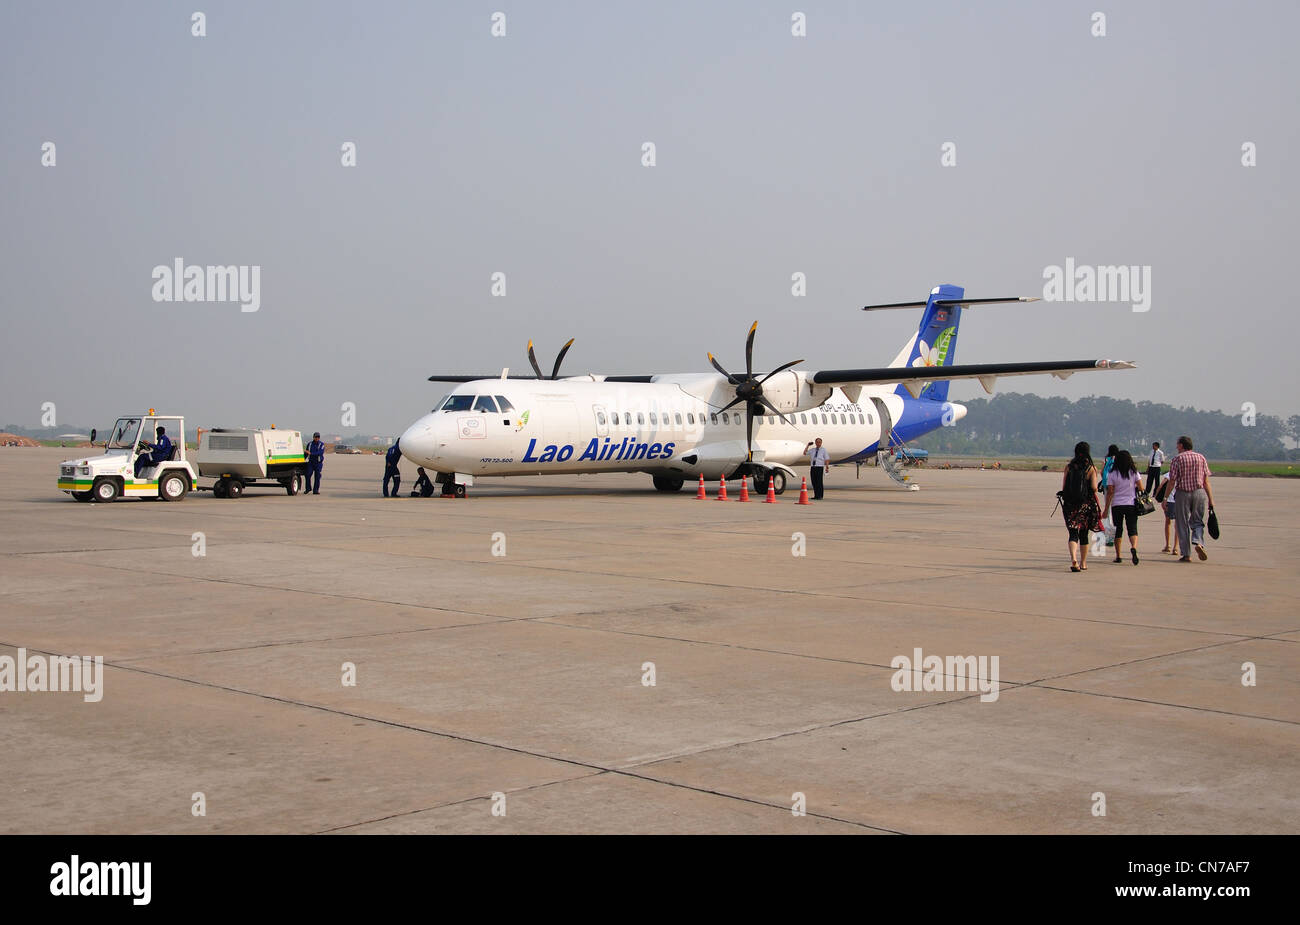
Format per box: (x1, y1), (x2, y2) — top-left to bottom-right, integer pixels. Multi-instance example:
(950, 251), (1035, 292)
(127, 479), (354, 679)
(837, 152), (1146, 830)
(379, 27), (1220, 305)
(893, 283), (964, 403)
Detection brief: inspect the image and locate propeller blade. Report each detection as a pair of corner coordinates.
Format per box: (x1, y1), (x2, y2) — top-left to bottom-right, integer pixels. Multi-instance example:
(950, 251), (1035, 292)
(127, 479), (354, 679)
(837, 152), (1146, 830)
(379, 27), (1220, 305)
(745, 402), (754, 461)
(757, 396), (794, 426)
(759, 358), (804, 383)
(745, 322), (757, 378)
(708, 352), (736, 382)
(551, 338), (575, 380)
(718, 395), (746, 413)
(527, 340), (544, 379)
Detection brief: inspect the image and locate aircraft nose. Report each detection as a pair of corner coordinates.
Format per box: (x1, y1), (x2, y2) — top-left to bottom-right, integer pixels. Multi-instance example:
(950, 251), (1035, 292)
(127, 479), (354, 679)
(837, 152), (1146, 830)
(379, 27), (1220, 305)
(399, 415), (440, 465)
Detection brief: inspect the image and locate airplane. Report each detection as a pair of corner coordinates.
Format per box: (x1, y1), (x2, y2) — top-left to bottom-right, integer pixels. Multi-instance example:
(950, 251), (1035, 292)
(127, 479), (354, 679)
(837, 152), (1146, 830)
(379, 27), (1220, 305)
(397, 284), (1135, 497)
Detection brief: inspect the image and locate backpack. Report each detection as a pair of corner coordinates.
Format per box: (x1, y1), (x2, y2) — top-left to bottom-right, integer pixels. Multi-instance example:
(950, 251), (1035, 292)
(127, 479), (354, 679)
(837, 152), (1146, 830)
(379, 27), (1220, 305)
(1063, 463), (1091, 503)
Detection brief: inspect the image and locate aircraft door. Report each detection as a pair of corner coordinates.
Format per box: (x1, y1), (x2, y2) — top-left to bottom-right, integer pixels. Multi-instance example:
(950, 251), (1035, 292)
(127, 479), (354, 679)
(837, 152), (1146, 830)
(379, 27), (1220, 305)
(869, 397), (894, 450)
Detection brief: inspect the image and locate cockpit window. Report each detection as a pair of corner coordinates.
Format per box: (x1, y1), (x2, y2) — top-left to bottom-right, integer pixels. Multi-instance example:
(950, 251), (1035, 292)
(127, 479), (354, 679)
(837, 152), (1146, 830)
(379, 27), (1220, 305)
(441, 395), (474, 412)
(473, 396), (499, 413)
(495, 395), (515, 413)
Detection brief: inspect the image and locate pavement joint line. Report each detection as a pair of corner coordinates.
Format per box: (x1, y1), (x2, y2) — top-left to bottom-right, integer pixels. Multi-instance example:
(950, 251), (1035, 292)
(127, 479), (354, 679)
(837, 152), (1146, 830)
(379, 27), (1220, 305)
(534, 616), (1073, 684)
(19, 650), (918, 831)
(312, 769), (610, 834)
(320, 764), (903, 835)
(607, 691), (1012, 777)
(0, 636), (1011, 831)
(486, 559), (1280, 641)
(1027, 636), (1277, 687)
(1029, 684), (1299, 726)
(1, 557), (523, 623)
(10, 548), (1276, 648)
(109, 619), (517, 663)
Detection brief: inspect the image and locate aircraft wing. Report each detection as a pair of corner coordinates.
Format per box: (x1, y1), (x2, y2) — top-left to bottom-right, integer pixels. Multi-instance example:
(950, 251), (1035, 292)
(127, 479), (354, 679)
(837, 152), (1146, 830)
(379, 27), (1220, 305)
(426, 373), (657, 382)
(811, 359), (1135, 397)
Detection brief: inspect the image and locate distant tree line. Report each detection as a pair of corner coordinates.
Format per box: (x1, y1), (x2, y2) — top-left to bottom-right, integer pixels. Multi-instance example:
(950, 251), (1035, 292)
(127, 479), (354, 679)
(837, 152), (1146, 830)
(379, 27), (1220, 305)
(922, 394), (1298, 461)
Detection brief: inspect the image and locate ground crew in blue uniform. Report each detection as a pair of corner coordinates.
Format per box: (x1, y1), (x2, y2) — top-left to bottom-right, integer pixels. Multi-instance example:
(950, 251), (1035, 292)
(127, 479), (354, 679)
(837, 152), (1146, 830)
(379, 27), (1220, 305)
(383, 439), (402, 497)
(134, 425), (172, 477)
(305, 432), (325, 495)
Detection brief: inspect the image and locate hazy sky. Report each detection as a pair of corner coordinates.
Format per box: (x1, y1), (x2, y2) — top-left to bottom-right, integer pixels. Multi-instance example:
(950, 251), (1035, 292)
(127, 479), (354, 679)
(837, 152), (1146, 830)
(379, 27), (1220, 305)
(3, 1), (1297, 436)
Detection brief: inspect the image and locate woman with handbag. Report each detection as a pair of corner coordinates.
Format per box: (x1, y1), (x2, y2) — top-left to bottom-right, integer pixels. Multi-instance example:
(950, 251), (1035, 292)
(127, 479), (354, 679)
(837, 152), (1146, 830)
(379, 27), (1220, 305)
(1102, 450), (1144, 565)
(1060, 441), (1102, 572)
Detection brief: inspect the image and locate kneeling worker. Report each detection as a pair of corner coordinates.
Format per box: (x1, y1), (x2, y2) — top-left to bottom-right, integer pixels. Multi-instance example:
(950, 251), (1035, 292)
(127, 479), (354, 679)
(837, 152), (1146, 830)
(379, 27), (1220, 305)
(411, 467), (435, 497)
(134, 425), (172, 478)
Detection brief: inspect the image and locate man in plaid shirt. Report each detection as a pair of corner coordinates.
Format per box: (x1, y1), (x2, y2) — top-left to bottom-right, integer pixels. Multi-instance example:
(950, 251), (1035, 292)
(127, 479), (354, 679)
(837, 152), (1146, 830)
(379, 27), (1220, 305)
(1167, 435), (1216, 562)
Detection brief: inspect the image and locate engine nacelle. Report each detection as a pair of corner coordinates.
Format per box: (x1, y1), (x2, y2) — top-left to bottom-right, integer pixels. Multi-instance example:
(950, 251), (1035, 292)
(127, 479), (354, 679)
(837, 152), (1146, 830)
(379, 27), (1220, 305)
(758, 370), (833, 414)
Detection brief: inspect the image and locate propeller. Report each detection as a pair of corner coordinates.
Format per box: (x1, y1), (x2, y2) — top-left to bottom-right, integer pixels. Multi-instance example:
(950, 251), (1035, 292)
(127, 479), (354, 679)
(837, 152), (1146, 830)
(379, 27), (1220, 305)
(527, 338), (575, 380)
(707, 322), (803, 463)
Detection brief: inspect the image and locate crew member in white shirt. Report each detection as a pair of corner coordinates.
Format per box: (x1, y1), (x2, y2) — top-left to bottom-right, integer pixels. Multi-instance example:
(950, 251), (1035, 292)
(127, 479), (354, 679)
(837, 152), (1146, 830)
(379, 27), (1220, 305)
(804, 437), (829, 500)
(1146, 442), (1164, 491)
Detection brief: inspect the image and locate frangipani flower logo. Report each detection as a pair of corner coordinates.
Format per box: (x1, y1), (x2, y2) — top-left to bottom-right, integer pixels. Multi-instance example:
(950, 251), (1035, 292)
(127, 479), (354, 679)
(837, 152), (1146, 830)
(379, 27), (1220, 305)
(515, 410), (530, 432)
(911, 341), (939, 368)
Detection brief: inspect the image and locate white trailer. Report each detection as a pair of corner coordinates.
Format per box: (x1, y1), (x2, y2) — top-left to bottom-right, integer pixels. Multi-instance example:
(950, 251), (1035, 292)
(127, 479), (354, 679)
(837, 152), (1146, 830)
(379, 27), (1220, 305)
(195, 428), (308, 498)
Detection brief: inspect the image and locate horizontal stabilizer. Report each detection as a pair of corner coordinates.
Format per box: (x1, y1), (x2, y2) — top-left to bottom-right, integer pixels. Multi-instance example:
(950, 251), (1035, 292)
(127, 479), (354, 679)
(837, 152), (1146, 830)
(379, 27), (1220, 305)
(863, 296), (1039, 311)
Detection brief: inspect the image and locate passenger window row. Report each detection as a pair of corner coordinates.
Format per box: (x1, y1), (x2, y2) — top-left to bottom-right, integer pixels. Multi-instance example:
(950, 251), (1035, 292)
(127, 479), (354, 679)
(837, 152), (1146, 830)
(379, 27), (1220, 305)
(592, 409), (875, 428)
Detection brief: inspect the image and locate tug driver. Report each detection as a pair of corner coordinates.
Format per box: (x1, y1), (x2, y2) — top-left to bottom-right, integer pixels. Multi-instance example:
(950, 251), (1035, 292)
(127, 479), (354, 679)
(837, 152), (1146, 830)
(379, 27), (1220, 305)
(134, 425), (172, 478)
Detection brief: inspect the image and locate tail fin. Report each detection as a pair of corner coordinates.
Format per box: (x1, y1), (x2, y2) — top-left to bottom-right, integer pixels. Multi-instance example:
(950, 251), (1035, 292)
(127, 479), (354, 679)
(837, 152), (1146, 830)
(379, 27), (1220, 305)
(884, 284), (965, 402)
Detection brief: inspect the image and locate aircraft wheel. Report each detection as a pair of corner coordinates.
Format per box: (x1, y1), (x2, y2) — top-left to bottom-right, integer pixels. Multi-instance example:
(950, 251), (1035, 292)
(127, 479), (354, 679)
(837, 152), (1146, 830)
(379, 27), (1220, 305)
(772, 471), (787, 495)
(752, 472), (770, 494)
(652, 475), (684, 492)
(453, 483), (467, 498)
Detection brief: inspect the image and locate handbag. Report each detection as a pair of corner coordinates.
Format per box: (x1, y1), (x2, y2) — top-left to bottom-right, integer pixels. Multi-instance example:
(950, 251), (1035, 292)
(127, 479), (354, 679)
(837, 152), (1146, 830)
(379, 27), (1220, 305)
(1208, 508), (1220, 540)
(1135, 491), (1156, 516)
(1153, 479), (1168, 503)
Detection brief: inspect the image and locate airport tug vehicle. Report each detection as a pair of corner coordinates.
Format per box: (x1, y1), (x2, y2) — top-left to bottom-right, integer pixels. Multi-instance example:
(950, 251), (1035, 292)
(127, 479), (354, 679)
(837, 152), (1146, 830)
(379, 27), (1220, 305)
(57, 412), (196, 502)
(194, 427), (308, 498)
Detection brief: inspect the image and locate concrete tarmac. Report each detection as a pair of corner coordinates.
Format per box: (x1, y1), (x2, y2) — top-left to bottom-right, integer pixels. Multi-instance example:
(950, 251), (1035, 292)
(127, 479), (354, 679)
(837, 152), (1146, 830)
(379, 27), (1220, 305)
(2, 448), (1296, 834)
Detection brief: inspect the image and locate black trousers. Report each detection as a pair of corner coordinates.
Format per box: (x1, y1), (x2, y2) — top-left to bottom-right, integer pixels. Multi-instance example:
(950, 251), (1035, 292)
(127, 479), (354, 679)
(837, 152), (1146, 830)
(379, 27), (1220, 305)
(810, 465), (825, 499)
(1146, 467), (1160, 491)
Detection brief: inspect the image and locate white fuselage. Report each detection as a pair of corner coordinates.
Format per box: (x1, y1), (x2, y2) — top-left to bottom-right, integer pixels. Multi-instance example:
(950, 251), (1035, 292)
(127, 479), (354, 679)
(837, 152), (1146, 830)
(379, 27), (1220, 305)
(398, 374), (966, 483)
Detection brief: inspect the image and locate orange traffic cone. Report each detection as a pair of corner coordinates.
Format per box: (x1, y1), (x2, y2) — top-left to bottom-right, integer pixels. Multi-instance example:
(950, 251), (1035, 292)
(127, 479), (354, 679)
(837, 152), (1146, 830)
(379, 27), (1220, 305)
(763, 479), (777, 503)
(737, 476), (750, 501)
(716, 475), (728, 501)
(695, 473), (707, 499)
(796, 477), (812, 505)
